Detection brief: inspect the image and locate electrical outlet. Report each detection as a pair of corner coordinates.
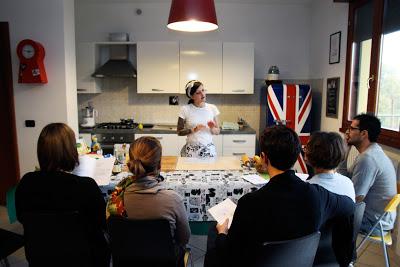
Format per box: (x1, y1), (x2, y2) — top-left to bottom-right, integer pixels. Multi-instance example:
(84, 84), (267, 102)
(169, 96), (179, 105)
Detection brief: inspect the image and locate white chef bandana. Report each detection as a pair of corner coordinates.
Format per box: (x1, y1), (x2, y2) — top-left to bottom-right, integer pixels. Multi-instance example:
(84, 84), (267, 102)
(185, 80), (201, 99)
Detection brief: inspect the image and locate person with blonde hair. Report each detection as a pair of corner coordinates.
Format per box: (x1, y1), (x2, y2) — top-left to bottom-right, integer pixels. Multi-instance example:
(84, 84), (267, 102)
(16, 123), (110, 267)
(107, 136), (190, 254)
(177, 80), (220, 158)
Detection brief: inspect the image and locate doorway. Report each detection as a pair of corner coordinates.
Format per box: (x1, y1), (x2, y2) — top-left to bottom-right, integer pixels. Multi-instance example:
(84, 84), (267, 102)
(0, 22), (20, 204)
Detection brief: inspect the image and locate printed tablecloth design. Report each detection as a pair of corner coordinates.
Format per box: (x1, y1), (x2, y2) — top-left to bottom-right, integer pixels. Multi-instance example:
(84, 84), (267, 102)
(163, 170), (260, 221)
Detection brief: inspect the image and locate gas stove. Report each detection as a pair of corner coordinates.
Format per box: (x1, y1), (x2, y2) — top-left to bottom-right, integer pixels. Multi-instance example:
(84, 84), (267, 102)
(91, 120), (137, 154)
(95, 119), (138, 130)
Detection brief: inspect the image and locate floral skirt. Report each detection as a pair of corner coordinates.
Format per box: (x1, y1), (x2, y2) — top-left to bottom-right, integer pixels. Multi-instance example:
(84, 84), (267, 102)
(180, 143), (216, 158)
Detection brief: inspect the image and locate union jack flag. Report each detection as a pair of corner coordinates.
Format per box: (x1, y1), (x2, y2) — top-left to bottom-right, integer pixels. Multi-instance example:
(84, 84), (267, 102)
(267, 84), (312, 173)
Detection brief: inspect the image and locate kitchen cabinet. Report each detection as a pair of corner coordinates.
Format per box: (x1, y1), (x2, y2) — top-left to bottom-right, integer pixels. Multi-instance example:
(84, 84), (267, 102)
(135, 133), (228, 156)
(222, 134), (256, 157)
(180, 42), (222, 94)
(222, 42), (254, 94)
(213, 135), (223, 156)
(137, 42), (180, 93)
(76, 43), (102, 93)
(135, 133), (181, 156)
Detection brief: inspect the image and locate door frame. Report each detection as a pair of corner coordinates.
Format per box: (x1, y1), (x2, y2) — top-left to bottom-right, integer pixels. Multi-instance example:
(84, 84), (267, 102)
(0, 21), (20, 204)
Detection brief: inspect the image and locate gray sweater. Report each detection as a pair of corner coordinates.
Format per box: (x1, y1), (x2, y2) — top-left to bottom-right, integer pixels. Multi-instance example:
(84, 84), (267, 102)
(123, 176), (191, 246)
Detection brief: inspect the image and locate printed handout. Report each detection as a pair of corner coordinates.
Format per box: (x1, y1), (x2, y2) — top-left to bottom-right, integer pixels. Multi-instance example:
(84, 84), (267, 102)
(72, 155), (115, 185)
(208, 198), (237, 228)
(242, 174), (268, 185)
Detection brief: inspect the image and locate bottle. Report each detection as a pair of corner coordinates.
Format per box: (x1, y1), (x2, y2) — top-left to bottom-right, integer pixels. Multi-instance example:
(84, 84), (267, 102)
(91, 135), (102, 153)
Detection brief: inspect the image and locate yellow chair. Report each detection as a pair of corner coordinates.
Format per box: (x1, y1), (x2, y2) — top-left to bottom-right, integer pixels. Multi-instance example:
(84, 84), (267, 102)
(356, 194), (400, 267)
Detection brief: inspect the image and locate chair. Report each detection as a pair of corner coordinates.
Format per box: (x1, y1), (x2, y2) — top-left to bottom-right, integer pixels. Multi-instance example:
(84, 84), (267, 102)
(107, 216), (192, 267)
(312, 202), (365, 267)
(0, 228), (24, 267)
(356, 194), (400, 267)
(254, 231), (321, 267)
(21, 211), (93, 267)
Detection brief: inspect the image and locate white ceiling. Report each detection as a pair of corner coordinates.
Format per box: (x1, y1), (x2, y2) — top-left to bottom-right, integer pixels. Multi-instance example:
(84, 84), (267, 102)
(78, 0), (313, 5)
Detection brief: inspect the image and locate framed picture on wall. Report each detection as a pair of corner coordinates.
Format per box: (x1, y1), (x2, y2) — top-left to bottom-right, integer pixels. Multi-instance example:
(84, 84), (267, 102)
(329, 31), (341, 64)
(326, 77), (340, 118)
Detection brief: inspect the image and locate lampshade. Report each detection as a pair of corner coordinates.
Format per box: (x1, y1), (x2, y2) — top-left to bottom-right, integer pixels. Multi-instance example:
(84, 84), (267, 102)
(167, 0), (218, 32)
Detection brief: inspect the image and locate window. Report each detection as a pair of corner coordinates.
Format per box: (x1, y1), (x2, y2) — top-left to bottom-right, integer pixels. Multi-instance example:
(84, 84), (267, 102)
(342, 0), (400, 148)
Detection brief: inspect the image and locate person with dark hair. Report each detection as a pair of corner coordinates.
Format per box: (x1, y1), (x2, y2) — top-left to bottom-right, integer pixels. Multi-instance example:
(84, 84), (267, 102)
(338, 113), (397, 235)
(204, 125), (355, 267)
(107, 136), (190, 255)
(177, 80), (220, 158)
(305, 131), (355, 201)
(15, 123), (110, 267)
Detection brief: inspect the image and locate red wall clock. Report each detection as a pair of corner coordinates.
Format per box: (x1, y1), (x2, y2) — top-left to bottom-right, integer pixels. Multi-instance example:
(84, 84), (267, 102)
(16, 39), (48, 84)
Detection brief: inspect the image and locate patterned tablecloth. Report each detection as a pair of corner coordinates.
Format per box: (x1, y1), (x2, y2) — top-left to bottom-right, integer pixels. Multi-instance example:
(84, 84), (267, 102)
(101, 169), (266, 221)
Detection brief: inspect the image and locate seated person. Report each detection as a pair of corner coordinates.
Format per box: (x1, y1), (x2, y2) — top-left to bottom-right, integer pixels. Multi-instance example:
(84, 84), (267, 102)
(107, 136), (190, 254)
(305, 131), (355, 202)
(15, 123), (110, 267)
(338, 113), (397, 235)
(204, 125), (355, 267)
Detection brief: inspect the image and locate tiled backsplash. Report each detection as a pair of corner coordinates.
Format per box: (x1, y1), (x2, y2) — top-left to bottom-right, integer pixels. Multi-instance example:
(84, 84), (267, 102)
(78, 79), (320, 137)
(78, 79), (265, 135)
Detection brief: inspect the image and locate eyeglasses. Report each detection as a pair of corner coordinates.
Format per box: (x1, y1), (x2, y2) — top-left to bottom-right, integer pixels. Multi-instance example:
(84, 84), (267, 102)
(347, 125), (360, 132)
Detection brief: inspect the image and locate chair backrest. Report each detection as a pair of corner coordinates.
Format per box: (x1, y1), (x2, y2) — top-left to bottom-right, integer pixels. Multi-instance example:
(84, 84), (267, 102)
(107, 216), (176, 267)
(384, 194), (400, 212)
(22, 211), (92, 266)
(254, 231), (321, 267)
(0, 228), (24, 260)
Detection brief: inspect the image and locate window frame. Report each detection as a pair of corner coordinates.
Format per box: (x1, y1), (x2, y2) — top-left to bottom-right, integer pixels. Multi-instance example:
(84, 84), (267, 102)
(341, 0), (400, 149)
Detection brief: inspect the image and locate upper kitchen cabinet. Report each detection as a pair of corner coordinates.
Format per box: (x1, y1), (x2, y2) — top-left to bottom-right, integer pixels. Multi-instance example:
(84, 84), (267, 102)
(137, 42), (180, 93)
(222, 42), (254, 94)
(180, 42), (222, 94)
(76, 42), (102, 93)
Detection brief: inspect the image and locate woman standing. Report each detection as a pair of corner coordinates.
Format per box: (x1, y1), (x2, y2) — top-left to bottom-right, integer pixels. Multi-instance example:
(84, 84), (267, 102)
(177, 80), (220, 158)
(15, 123), (110, 267)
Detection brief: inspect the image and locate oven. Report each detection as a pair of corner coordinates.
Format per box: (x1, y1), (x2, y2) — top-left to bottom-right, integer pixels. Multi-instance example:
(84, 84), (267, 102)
(95, 133), (135, 155)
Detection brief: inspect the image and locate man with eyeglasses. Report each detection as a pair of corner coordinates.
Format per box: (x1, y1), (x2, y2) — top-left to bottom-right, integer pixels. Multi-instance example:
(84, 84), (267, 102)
(338, 113), (397, 235)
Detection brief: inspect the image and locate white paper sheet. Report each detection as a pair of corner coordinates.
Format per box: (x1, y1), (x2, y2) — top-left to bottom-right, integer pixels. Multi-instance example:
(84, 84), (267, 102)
(295, 172), (309, 181)
(73, 155), (115, 185)
(242, 174), (268, 185)
(208, 198), (237, 228)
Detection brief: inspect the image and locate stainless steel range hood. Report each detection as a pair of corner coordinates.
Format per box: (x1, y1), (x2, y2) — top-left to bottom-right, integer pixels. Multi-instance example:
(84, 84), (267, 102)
(92, 45), (137, 78)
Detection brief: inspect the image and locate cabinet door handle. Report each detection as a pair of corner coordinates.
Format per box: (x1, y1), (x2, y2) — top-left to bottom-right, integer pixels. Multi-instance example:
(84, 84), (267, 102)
(232, 89), (245, 92)
(233, 140), (246, 143)
(156, 137), (163, 140)
(233, 152), (246, 155)
(77, 88), (86, 92)
(152, 89), (164, 92)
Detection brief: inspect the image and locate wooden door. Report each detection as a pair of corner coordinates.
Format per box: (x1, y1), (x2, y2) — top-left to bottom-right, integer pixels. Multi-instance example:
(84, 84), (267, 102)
(0, 22), (20, 204)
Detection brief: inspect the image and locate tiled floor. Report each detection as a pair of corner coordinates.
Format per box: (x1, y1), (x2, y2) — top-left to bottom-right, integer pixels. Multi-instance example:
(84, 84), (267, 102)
(1, 205), (399, 267)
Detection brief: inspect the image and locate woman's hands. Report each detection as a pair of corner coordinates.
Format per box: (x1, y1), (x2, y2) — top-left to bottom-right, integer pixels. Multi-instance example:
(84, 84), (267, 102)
(208, 118), (220, 135)
(207, 120), (216, 128)
(192, 124), (207, 133)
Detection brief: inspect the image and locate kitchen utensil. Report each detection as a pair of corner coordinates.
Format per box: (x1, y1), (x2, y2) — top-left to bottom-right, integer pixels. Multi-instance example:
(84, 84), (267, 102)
(81, 103), (98, 128)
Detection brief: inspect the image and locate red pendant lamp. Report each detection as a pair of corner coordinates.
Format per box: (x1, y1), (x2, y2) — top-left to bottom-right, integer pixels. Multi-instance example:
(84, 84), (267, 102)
(167, 0), (218, 32)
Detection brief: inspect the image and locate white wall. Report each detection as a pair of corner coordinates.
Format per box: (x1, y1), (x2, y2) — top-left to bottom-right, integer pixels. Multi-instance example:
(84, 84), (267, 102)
(0, 0), (78, 175)
(75, 1), (311, 80)
(309, 0), (348, 132)
(309, 0), (400, 159)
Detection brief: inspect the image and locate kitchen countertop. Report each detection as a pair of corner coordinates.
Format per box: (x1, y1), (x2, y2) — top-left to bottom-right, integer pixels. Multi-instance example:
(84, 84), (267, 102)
(79, 125), (256, 135)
